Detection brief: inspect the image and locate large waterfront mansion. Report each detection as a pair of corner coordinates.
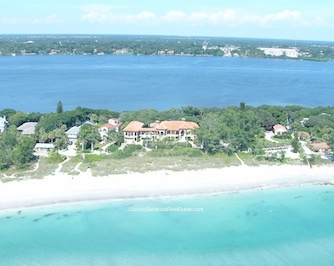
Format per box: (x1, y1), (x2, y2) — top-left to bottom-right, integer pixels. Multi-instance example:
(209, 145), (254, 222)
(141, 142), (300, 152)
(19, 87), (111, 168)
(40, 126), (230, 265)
(123, 119), (199, 144)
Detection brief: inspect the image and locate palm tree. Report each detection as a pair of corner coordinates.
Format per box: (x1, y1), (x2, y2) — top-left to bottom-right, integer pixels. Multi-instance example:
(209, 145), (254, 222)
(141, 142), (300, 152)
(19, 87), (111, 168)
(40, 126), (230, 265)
(78, 124), (101, 151)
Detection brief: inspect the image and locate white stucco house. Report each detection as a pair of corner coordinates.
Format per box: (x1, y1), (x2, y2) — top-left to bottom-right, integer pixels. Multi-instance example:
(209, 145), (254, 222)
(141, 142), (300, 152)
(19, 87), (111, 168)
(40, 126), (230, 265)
(98, 118), (122, 140)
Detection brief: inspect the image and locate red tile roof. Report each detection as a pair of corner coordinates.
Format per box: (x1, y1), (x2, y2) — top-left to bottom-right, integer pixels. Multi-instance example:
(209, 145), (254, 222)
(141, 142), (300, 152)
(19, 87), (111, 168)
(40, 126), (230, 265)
(297, 131), (310, 138)
(99, 123), (116, 130)
(123, 121), (145, 132)
(124, 120), (199, 132)
(312, 142), (331, 150)
(273, 124), (287, 132)
(99, 121), (122, 130)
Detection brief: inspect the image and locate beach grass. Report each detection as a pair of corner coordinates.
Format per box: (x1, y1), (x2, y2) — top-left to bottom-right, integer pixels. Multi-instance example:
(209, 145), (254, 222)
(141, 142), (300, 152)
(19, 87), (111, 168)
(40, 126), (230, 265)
(61, 156), (82, 173)
(0, 158), (58, 181)
(1, 149), (331, 181)
(81, 152), (241, 176)
(25, 158), (59, 180)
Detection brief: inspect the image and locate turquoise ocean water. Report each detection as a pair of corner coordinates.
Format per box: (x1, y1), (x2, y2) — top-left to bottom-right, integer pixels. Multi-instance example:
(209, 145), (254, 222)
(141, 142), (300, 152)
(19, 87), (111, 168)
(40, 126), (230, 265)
(1, 185), (334, 265)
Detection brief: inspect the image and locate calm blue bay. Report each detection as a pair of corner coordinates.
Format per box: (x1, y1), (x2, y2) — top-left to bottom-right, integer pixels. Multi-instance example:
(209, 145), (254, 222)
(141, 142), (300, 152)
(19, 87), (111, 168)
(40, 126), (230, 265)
(1, 186), (334, 265)
(0, 55), (333, 113)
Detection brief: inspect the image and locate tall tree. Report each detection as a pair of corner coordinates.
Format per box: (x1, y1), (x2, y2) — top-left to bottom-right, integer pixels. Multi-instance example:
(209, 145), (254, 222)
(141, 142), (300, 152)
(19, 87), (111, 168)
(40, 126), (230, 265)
(11, 135), (36, 167)
(291, 133), (301, 153)
(8, 112), (27, 127)
(57, 101), (63, 113)
(195, 113), (222, 153)
(78, 124), (101, 151)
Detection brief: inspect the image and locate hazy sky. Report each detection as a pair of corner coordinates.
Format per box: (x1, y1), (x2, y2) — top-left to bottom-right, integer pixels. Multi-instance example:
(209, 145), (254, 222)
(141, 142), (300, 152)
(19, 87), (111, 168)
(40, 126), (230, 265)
(1, 0), (333, 41)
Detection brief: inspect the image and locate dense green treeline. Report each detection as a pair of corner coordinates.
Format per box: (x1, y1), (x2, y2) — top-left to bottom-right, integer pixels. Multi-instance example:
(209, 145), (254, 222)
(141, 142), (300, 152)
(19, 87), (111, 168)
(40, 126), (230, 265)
(1, 104), (334, 170)
(1, 104), (334, 144)
(1, 35), (333, 61)
(0, 127), (36, 170)
(196, 106), (264, 153)
(0, 106), (119, 170)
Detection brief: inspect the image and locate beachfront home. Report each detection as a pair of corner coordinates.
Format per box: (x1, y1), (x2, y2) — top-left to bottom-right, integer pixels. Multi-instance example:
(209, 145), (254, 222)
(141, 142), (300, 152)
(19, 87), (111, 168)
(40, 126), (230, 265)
(17, 122), (38, 135)
(98, 118), (122, 140)
(34, 143), (55, 156)
(273, 124), (287, 135)
(0, 116), (8, 133)
(123, 119), (199, 144)
(65, 126), (81, 145)
(312, 142), (331, 152)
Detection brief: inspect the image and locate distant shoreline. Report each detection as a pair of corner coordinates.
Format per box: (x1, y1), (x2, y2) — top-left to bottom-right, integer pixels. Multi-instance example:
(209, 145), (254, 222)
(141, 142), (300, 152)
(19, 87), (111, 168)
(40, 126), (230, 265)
(1, 165), (333, 211)
(1, 53), (332, 62)
(1, 35), (333, 61)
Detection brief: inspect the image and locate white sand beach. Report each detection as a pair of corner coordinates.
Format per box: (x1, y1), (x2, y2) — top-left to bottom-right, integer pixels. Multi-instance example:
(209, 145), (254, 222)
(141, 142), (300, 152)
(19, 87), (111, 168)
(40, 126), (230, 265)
(0, 165), (334, 211)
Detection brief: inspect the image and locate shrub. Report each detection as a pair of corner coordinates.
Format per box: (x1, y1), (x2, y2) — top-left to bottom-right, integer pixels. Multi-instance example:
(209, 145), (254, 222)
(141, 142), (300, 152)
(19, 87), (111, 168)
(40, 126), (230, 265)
(112, 150), (127, 159)
(109, 144), (143, 159)
(273, 133), (291, 140)
(123, 144), (143, 156)
(83, 154), (106, 163)
(149, 146), (203, 157)
(45, 151), (66, 164)
(107, 145), (119, 153)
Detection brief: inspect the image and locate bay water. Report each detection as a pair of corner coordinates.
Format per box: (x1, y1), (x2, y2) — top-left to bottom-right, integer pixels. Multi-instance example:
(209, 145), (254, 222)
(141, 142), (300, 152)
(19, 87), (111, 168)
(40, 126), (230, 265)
(0, 55), (333, 113)
(1, 185), (334, 265)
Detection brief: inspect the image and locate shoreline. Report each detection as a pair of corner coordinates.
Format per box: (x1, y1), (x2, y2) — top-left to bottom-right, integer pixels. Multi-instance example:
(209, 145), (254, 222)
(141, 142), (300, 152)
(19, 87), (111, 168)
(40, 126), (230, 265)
(0, 165), (334, 211)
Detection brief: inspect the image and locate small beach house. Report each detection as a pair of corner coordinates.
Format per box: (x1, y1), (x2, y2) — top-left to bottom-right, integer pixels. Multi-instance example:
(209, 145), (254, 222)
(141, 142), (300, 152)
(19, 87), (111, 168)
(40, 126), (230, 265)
(273, 124), (288, 135)
(34, 143), (55, 156)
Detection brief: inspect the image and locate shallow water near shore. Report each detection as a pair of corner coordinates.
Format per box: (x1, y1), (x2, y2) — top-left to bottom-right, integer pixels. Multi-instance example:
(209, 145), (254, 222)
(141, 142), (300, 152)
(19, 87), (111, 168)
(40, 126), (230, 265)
(1, 185), (334, 265)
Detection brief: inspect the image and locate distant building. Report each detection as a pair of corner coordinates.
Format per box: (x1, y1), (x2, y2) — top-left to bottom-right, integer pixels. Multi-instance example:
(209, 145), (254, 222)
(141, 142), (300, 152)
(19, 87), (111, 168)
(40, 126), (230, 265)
(17, 122), (38, 135)
(123, 119), (199, 144)
(0, 116), (8, 133)
(273, 124), (288, 135)
(259, 47), (299, 58)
